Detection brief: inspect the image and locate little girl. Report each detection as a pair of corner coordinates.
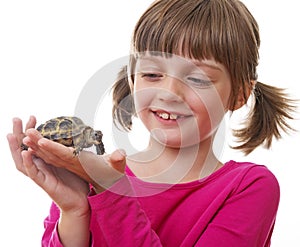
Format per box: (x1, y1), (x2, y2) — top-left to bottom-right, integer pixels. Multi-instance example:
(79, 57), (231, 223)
(7, 0), (296, 246)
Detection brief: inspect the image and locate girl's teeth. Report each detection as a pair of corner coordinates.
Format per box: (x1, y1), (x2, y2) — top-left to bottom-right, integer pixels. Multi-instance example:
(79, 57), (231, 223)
(160, 113), (169, 119)
(170, 114), (178, 120)
(157, 112), (178, 120)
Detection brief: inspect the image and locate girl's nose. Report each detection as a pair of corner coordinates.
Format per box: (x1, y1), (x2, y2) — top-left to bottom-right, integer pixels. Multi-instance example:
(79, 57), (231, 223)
(157, 76), (185, 102)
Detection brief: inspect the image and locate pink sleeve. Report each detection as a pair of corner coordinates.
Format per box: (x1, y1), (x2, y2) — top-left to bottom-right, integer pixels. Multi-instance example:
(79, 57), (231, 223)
(41, 177), (162, 247)
(195, 166), (280, 247)
(42, 202), (64, 247)
(88, 176), (163, 246)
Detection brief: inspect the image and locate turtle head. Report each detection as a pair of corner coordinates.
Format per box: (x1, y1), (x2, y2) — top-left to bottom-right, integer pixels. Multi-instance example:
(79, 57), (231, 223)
(92, 130), (103, 144)
(82, 128), (105, 154)
(85, 128), (103, 144)
(91, 130), (105, 155)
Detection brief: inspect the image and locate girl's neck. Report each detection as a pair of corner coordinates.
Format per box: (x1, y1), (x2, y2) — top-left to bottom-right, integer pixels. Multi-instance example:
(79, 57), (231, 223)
(127, 137), (222, 184)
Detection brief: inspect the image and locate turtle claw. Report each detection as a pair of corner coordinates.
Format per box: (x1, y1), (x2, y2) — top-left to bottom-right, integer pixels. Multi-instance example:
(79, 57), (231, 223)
(20, 143), (28, 151)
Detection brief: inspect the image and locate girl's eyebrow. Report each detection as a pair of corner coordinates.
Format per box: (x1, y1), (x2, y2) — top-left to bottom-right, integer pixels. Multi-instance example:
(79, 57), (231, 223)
(193, 60), (222, 72)
(137, 56), (163, 63)
(137, 55), (223, 73)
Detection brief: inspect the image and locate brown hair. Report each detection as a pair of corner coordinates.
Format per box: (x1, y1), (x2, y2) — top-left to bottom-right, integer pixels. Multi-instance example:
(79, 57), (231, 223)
(112, 0), (296, 154)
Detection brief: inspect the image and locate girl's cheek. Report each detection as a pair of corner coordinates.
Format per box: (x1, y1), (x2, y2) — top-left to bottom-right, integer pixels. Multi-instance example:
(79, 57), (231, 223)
(133, 86), (155, 114)
(192, 89), (227, 127)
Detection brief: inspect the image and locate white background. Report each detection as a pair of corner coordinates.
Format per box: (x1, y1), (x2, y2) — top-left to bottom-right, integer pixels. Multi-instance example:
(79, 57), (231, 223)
(1, 0), (299, 246)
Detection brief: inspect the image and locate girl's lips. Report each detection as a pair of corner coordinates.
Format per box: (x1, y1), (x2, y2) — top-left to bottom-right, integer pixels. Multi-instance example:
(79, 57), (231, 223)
(156, 112), (181, 120)
(151, 110), (191, 121)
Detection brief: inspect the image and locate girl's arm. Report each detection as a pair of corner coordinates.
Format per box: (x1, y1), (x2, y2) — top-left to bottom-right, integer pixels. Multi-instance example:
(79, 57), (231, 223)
(42, 202), (90, 247)
(42, 177), (163, 247)
(194, 166), (280, 247)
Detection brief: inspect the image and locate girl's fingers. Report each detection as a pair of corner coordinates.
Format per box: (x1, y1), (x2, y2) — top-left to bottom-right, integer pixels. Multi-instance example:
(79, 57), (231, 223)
(106, 149), (127, 173)
(24, 115), (37, 130)
(7, 133), (26, 174)
(23, 128), (44, 152)
(25, 128), (73, 162)
(24, 129), (60, 161)
(30, 135), (85, 180)
(12, 118), (26, 146)
(37, 138), (76, 168)
(22, 135), (39, 151)
(25, 128), (43, 143)
(12, 116), (36, 136)
(11, 116), (37, 149)
(22, 151), (59, 194)
(36, 139), (93, 183)
(7, 133), (21, 153)
(12, 118), (23, 135)
(24, 129), (86, 179)
(38, 138), (75, 162)
(22, 151), (43, 183)
(78, 149), (126, 190)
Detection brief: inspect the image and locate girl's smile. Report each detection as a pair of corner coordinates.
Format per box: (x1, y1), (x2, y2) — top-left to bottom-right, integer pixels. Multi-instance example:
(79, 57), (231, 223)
(152, 109), (191, 123)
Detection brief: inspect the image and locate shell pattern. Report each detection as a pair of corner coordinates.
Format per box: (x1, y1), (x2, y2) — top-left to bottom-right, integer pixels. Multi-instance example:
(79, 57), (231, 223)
(22, 116), (105, 155)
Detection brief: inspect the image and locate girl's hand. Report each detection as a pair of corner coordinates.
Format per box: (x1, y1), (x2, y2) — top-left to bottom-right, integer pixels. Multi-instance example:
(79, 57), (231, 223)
(7, 116), (90, 215)
(7, 116), (127, 209)
(7, 116), (127, 247)
(7, 116), (36, 174)
(19, 119), (126, 194)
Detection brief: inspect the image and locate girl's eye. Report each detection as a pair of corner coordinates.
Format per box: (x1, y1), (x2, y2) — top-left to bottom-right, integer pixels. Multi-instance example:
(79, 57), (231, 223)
(141, 73), (163, 81)
(186, 77), (212, 88)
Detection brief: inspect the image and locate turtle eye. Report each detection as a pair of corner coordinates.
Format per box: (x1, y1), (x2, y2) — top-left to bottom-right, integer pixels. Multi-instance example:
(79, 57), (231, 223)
(94, 131), (102, 138)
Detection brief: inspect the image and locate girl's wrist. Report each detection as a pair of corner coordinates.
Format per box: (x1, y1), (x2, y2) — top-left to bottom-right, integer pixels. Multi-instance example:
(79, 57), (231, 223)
(60, 206), (91, 218)
(91, 174), (125, 194)
(58, 209), (91, 247)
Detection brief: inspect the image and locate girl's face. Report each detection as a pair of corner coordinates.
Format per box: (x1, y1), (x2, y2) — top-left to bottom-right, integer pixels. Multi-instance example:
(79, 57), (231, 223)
(133, 53), (232, 148)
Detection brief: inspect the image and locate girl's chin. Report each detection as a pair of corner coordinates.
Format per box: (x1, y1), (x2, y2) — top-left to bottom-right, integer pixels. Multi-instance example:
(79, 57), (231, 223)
(150, 128), (202, 149)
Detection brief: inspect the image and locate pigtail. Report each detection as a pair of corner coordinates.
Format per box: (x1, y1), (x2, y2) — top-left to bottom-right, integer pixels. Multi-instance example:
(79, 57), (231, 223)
(111, 66), (135, 131)
(233, 81), (297, 154)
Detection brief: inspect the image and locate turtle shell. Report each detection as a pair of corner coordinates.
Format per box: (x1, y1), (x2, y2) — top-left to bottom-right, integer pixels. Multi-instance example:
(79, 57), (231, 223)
(21, 116), (105, 155)
(37, 116), (86, 141)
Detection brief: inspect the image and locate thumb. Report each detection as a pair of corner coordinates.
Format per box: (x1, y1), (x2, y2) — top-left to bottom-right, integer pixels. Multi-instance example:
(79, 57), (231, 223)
(108, 149), (127, 173)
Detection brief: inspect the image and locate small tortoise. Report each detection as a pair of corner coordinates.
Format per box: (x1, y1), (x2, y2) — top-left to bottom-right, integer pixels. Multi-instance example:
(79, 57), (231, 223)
(21, 116), (105, 155)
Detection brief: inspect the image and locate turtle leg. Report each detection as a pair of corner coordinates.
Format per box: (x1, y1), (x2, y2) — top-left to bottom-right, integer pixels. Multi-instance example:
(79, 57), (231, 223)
(21, 143), (29, 151)
(73, 146), (83, 156)
(95, 143), (105, 155)
(72, 136), (85, 156)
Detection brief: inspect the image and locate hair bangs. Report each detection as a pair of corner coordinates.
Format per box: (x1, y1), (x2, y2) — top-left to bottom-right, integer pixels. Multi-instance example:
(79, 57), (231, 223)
(133, 0), (237, 65)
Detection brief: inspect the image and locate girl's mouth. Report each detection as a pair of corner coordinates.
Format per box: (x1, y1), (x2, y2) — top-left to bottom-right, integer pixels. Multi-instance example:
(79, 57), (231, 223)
(156, 112), (180, 120)
(153, 110), (189, 121)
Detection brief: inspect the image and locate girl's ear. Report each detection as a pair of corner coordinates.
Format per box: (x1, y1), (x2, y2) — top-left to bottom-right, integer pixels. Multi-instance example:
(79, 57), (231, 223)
(232, 81), (255, 110)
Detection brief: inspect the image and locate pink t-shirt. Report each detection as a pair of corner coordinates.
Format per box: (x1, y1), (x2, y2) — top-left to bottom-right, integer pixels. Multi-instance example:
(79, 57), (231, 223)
(42, 160), (280, 246)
